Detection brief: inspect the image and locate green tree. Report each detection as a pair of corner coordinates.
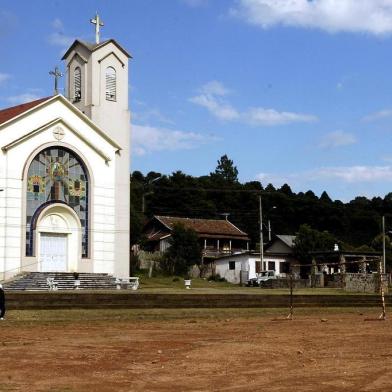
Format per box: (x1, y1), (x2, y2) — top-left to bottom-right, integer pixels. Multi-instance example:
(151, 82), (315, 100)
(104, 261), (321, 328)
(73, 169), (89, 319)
(293, 224), (337, 262)
(371, 233), (392, 251)
(212, 154), (239, 184)
(162, 224), (202, 276)
(279, 183), (293, 196)
(320, 191), (332, 203)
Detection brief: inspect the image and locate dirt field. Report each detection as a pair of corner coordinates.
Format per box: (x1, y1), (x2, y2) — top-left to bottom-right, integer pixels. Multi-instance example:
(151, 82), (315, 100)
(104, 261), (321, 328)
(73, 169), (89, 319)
(0, 308), (391, 392)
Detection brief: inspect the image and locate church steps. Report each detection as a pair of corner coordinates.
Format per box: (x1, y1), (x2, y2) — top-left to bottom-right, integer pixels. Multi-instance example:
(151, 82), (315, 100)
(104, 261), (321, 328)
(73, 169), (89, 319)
(3, 272), (118, 291)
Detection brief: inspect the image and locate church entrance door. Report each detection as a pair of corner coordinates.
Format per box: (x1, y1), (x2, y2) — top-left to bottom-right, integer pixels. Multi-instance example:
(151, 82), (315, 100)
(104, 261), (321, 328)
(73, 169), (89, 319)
(40, 233), (68, 272)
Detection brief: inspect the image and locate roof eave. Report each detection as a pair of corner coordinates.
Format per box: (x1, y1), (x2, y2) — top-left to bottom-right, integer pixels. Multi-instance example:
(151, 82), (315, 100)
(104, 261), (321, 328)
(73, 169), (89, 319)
(62, 39), (132, 61)
(0, 96), (55, 129)
(0, 94), (122, 151)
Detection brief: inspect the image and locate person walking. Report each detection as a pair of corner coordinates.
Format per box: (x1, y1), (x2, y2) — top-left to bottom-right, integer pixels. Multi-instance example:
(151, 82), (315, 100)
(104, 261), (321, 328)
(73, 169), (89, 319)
(0, 284), (5, 320)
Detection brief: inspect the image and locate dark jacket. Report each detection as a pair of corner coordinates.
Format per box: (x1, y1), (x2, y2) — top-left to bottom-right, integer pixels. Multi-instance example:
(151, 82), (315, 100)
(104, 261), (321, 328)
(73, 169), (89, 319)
(0, 288), (5, 307)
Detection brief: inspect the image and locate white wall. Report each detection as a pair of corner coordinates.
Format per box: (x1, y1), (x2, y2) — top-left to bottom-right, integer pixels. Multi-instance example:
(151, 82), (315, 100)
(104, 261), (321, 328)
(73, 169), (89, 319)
(215, 259), (245, 284)
(0, 97), (121, 279)
(64, 41), (131, 278)
(215, 253), (296, 284)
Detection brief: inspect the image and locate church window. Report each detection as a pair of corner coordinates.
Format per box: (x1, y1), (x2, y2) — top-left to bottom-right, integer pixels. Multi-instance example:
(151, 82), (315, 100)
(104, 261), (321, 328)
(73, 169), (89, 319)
(105, 66), (116, 101)
(26, 147), (89, 257)
(74, 67), (82, 102)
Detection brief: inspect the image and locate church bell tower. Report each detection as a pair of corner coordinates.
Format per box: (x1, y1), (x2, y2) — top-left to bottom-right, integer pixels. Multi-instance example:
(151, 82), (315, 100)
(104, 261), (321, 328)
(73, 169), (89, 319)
(62, 14), (131, 277)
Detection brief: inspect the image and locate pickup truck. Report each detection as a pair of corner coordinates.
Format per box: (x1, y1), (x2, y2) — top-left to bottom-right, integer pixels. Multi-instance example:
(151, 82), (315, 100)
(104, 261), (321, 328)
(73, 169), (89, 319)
(247, 270), (277, 287)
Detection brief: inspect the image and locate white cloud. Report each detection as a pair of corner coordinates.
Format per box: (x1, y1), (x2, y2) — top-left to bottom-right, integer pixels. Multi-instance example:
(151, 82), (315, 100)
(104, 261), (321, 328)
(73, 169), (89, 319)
(362, 108), (392, 122)
(7, 90), (42, 105)
(133, 108), (175, 125)
(48, 18), (74, 49)
(245, 107), (317, 126)
(132, 124), (219, 155)
(256, 165), (392, 187)
(319, 130), (357, 148)
(189, 80), (240, 121)
(190, 80), (317, 125)
(0, 73), (10, 85)
(48, 32), (74, 48)
(230, 0), (392, 36)
(200, 80), (231, 96)
(317, 166), (392, 182)
(190, 94), (240, 121)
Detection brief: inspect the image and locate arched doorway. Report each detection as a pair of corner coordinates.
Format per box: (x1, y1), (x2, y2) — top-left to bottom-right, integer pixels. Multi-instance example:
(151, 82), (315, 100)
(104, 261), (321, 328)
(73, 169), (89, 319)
(25, 146), (90, 259)
(36, 204), (81, 272)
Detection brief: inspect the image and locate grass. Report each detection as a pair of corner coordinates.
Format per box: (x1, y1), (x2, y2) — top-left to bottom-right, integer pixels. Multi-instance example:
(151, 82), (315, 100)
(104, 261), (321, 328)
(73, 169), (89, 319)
(123, 271), (376, 295)
(2, 307), (381, 325)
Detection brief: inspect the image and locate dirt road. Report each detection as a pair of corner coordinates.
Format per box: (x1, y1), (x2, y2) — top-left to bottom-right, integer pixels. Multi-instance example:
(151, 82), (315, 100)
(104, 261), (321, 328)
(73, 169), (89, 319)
(0, 308), (391, 391)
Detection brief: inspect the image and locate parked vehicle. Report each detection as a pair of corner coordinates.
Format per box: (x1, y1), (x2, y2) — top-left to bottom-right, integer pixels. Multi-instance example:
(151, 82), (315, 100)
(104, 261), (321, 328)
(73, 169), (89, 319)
(247, 270), (277, 287)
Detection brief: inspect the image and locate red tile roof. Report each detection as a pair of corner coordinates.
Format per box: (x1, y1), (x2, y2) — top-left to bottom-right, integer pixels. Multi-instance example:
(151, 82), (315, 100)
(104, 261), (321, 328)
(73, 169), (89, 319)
(0, 97), (52, 125)
(155, 215), (249, 240)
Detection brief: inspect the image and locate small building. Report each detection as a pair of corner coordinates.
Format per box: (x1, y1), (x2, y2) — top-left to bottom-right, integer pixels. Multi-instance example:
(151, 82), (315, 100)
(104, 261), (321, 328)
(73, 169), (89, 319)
(142, 215), (250, 262)
(215, 235), (299, 284)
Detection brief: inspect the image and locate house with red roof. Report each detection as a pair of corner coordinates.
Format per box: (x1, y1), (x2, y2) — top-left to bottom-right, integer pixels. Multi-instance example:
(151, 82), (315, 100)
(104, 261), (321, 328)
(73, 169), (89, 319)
(143, 215), (250, 262)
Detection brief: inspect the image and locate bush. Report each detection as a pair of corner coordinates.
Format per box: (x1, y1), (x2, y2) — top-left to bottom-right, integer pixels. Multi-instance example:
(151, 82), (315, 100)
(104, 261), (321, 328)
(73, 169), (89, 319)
(161, 224), (201, 276)
(208, 275), (227, 282)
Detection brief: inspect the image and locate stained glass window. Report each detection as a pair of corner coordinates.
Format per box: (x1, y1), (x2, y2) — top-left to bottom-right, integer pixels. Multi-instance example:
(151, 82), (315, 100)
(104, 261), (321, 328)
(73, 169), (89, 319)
(26, 147), (89, 257)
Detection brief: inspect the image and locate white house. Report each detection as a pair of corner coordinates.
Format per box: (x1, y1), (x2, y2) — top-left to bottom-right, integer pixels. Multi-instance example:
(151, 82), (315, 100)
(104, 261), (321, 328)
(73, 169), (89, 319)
(215, 235), (299, 284)
(0, 23), (131, 280)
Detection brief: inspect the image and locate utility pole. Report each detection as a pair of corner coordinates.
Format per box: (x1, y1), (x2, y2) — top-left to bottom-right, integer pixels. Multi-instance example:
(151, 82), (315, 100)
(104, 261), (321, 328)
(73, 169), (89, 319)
(382, 215), (386, 274)
(259, 194), (263, 273)
(268, 219), (271, 242)
(141, 176), (162, 214)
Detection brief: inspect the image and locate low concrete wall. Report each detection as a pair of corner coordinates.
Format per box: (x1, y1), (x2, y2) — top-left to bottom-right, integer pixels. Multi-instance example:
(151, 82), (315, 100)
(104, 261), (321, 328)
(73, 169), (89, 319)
(138, 251), (162, 270)
(5, 292), (390, 310)
(260, 278), (309, 289)
(344, 273), (388, 293)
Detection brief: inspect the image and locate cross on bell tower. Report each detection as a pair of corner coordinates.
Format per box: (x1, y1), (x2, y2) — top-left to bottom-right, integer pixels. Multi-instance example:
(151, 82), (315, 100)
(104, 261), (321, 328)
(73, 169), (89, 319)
(90, 12), (104, 44)
(49, 66), (63, 95)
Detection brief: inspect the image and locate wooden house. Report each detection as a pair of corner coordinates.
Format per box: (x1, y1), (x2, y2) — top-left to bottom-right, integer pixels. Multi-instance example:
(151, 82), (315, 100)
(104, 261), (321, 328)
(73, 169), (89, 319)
(142, 215), (250, 262)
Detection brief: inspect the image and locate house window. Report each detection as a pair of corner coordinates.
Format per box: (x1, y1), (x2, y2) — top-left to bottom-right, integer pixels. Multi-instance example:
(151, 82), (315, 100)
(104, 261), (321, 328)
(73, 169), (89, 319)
(268, 261), (276, 271)
(281, 262), (290, 274)
(74, 67), (81, 102)
(229, 261), (236, 270)
(105, 67), (116, 101)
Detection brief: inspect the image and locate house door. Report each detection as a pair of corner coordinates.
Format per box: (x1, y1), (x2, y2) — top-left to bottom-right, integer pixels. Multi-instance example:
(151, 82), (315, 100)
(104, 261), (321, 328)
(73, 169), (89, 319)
(40, 233), (68, 272)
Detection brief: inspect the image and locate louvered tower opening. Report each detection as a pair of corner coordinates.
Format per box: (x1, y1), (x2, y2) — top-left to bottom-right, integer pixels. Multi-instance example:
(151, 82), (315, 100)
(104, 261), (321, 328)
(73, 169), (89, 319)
(105, 67), (116, 101)
(74, 67), (81, 102)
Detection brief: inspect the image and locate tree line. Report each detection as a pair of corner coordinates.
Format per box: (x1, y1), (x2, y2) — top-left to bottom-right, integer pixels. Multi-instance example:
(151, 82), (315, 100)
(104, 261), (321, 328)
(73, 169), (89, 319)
(131, 155), (392, 255)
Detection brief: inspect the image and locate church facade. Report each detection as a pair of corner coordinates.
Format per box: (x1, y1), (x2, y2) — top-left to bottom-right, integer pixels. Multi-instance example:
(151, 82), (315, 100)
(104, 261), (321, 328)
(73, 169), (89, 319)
(0, 36), (131, 280)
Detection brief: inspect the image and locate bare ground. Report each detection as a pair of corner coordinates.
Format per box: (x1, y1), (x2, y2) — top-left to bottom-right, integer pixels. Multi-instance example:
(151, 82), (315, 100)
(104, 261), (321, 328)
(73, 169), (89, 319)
(0, 308), (391, 392)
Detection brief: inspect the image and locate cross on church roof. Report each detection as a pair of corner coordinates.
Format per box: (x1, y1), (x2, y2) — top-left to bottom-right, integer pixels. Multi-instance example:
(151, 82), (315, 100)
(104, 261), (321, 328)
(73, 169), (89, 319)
(90, 12), (104, 44)
(49, 66), (63, 95)
(53, 126), (65, 141)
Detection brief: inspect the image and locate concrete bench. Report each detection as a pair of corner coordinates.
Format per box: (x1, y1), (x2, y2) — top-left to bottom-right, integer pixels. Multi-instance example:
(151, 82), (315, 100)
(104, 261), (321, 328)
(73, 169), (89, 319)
(116, 277), (139, 290)
(46, 277), (58, 291)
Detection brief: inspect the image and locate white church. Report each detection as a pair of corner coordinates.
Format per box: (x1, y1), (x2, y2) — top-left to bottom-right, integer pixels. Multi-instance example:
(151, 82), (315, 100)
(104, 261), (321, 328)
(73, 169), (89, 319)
(0, 16), (130, 281)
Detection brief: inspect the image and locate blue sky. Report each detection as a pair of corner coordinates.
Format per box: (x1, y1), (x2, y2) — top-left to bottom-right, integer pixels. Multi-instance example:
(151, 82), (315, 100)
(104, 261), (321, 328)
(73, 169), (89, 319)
(3, 1), (392, 201)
